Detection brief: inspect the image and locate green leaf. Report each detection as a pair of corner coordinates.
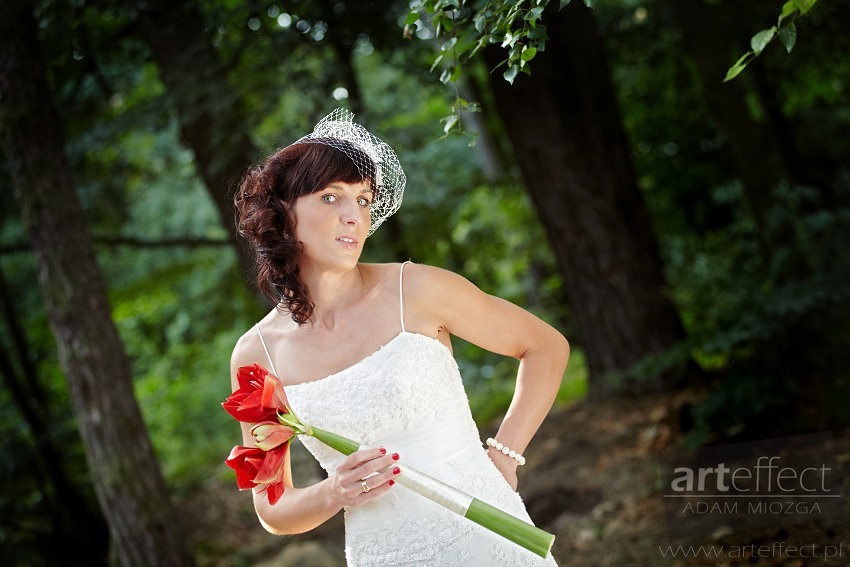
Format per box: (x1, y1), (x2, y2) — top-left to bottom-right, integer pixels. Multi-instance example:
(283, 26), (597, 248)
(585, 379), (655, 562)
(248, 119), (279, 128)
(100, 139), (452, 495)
(509, 43), (523, 64)
(404, 11), (420, 26)
(503, 64), (520, 84)
(434, 0), (457, 9)
(560, 0), (572, 8)
(724, 52), (753, 82)
(584, 0), (595, 7)
(779, 1), (798, 23)
(442, 113), (459, 134)
(527, 24), (548, 42)
(436, 13), (454, 35)
(521, 46), (538, 62)
(473, 12), (487, 33)
(439, 66), (454, 84)
(430, 54), (444, 73)
(792, 0), (818, 14)
(525, 7), (545, 21)
(750, 27), (776, 56)
(441, 36), (458, 52)
(778, 23), (797, 53)
(469, 36), (489, 58)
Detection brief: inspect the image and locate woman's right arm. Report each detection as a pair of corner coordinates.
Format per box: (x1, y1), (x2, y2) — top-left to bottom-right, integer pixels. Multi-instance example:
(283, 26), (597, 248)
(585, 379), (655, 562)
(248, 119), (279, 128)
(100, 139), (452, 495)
(230, 333), (399, 535)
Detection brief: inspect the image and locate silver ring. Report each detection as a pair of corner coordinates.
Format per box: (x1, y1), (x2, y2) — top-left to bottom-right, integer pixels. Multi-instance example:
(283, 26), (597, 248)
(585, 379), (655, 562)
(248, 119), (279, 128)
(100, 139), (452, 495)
(361, 480), (371, 493)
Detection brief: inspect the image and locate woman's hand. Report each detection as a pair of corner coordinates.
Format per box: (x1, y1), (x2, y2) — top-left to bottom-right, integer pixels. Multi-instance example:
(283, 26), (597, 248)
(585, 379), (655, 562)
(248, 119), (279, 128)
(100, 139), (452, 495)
(487, 447), (519, 491)
(329, 446), (401, 507)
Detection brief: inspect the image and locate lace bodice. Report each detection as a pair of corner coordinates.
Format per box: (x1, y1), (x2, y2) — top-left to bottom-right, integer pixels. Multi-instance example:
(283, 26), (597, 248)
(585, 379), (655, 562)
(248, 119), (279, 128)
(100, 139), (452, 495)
(283, 332), (558, 566)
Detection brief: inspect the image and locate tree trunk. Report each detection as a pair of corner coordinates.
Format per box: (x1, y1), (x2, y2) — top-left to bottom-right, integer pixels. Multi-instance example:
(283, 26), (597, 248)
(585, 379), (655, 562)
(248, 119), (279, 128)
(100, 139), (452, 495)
(0, 269), (108, 562)
(672, 0), (822, 282)
(130, 0), (261, 291)
(671, 0), (794, 248)
(0, 2), (196, 565)
(483, 2), (692, 397)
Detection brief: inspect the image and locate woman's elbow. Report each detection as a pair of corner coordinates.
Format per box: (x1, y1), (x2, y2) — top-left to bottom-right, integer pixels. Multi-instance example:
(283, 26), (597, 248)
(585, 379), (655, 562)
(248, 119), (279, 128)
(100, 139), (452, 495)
(256, 511), (307, 536)
(257, 514), (285, 536)
(548, 327), (570, 369)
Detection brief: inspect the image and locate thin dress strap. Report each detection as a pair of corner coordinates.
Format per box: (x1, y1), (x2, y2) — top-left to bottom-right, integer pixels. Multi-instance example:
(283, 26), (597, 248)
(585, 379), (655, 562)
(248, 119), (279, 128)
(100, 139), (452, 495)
(399, 261), (411, 333)
(255, 325), (279, 377)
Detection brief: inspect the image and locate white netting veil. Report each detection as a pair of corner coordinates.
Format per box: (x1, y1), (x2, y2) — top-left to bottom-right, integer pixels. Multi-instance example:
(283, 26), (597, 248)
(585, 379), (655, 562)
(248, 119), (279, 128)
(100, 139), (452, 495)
(290, 108), (406, 235)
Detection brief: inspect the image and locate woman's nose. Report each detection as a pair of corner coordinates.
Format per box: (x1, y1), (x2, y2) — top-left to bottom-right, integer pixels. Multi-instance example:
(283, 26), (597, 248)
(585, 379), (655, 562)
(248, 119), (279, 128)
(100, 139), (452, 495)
(340, 202), (363, 225)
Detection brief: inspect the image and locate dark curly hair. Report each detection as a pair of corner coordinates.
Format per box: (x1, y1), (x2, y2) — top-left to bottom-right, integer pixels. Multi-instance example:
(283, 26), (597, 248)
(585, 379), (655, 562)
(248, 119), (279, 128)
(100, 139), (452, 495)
(235, 140), (373, 324)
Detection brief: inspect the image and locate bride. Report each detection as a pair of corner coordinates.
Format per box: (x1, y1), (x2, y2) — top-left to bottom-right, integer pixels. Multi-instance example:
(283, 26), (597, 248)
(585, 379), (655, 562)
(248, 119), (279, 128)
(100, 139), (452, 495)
(230, 109), (568, 565)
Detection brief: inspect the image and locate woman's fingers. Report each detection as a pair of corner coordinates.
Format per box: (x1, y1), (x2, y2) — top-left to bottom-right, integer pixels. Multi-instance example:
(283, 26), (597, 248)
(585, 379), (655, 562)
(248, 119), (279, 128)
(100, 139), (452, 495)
(339, 446), (388, 470)
(333, 446), (402, 506)
(349, 463), (401, 503)
(338, 447), (399, 482)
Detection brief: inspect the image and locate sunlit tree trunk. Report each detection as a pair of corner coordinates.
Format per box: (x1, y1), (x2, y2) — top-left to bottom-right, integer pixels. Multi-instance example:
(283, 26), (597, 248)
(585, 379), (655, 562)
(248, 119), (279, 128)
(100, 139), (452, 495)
(0, 1), (196, 565)
(484, 2), (693, 397)
(130, 0), (261, 292)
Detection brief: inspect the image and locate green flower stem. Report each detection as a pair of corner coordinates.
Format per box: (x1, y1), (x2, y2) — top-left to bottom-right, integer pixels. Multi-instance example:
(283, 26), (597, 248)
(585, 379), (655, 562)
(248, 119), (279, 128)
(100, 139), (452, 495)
(466, 498), (554, 558)
(302, 424), (554, 558)
(306, 426), (361, 455)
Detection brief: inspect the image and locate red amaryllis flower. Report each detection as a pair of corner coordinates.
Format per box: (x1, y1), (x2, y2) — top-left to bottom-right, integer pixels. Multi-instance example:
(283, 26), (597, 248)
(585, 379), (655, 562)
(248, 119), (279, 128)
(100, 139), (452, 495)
(225, 444), (288, 505)
(222, 363), (289, 423)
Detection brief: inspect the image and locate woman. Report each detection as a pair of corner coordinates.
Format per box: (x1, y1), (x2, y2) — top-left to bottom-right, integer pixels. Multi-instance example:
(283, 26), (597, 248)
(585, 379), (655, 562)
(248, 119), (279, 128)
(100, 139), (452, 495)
(231, 109), (568, 565)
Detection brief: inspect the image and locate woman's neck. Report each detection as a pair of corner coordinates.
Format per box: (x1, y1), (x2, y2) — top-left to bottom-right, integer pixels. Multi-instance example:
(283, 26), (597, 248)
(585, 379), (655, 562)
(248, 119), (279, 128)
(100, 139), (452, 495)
(299, 263), (367, 331)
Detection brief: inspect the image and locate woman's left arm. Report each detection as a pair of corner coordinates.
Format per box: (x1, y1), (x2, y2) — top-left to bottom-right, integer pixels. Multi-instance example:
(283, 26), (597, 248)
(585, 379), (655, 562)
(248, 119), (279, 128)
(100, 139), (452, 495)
(406, 264), (570, 489)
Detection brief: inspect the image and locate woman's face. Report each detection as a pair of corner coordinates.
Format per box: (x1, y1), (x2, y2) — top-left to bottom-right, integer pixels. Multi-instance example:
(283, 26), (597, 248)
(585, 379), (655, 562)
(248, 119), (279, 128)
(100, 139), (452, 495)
(292, 179), (373, 271)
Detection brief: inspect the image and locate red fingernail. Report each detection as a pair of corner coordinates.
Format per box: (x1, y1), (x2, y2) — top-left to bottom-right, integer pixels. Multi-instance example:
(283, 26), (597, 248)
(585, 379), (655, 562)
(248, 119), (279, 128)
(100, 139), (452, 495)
(392, 453), (400, 461)
(388, 479), (395, 486)
(379, 447), (386, 455)
(393, 466), (400, 475)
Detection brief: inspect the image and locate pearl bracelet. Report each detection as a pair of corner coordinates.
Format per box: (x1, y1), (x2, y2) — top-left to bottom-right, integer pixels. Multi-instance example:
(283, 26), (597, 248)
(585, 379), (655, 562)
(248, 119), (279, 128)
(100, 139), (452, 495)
(485, 437), (526, 466)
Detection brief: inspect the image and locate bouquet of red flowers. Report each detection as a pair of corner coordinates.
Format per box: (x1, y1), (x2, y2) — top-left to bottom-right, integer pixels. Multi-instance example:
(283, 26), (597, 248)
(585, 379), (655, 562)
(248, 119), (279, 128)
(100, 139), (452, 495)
(222, 363), (554, 558)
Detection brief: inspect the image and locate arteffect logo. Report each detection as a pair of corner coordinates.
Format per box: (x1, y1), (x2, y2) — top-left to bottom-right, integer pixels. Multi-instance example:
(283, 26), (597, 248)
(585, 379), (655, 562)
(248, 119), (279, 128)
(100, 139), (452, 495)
(662, 433), (841, 534)
(667, 455), (835, 516)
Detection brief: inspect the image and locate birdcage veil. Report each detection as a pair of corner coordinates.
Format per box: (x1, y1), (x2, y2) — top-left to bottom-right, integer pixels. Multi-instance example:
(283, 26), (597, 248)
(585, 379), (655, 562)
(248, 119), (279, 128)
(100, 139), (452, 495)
(290, 108), (406, 235)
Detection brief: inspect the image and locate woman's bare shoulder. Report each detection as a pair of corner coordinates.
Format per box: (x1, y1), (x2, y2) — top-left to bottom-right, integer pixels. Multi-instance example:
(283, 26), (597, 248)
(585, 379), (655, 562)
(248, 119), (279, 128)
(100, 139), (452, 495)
(399, 261), (469, 299)
(358, 261), (417, 290)
(230, 307), (288, 375)
(360, 261), (459, 285)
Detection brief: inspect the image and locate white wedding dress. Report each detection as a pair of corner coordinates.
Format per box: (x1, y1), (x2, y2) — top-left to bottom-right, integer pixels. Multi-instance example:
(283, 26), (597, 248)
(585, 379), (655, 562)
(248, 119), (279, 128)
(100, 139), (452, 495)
(258, 264), (558, 566)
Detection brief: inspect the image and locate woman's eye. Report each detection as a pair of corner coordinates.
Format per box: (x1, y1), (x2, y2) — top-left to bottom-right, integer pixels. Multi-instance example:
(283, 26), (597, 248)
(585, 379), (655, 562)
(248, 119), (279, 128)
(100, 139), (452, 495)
(321, 194), (338, 203)
(357, 197), (372, 207)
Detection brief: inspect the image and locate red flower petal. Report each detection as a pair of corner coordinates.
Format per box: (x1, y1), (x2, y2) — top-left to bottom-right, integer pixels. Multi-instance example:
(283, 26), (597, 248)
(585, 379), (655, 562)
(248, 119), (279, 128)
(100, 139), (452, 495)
(260, 371), (289, 411)
(265, 481), (285, 505)
(254, 443), (289, 485)
(225, 446), (265, 490)
(222, 363), (286, 423)
(236, 363), (267, 391)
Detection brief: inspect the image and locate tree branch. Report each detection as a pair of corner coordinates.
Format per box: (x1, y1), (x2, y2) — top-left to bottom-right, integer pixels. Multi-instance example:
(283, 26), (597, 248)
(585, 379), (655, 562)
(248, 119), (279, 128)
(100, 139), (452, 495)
(0, 235), (231, 255)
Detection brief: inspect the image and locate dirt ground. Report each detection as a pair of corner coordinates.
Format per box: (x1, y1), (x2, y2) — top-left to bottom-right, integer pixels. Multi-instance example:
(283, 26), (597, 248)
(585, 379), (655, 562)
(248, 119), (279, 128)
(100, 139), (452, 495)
(181, 389), (850, 566)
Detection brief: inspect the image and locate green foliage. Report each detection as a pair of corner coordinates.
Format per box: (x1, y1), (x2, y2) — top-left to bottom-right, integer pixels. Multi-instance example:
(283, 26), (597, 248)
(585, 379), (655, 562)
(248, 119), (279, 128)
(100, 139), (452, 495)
(407, 0), (595, 139)
(671, 179), (850, 442)
(725, 0), (819, 82)
(601, 0), (850, 437)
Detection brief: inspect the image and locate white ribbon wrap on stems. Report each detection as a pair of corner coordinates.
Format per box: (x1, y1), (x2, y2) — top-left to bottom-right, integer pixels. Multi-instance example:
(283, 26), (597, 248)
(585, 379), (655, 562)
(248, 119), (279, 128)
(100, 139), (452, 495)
(393, 466), (474, 516)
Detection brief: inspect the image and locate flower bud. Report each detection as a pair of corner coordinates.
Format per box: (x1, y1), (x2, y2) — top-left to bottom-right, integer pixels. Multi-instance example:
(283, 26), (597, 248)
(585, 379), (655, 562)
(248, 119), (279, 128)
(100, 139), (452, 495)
(251, 421), (295, 451)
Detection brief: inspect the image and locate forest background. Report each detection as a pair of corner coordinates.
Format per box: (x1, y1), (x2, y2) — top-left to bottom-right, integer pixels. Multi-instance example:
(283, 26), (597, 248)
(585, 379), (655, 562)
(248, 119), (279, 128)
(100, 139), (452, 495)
(1, 0), (849, 565)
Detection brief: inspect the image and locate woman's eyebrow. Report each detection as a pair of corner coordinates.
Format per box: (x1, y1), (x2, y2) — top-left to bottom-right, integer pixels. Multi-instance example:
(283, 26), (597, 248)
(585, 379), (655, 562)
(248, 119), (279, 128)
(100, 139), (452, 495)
(326, 183), (373, 195)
